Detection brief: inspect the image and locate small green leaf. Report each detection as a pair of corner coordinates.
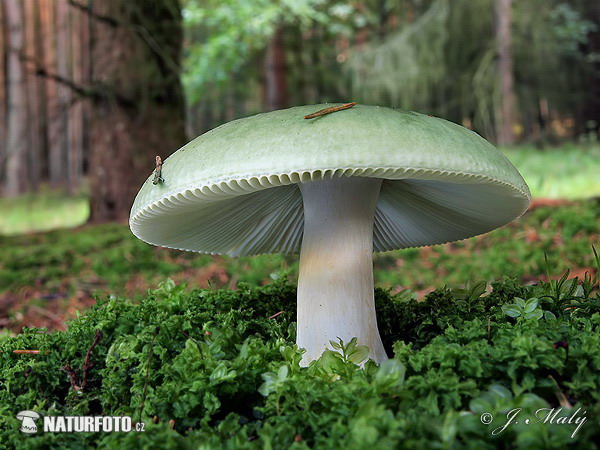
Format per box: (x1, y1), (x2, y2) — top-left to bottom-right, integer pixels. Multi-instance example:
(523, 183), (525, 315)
(329, 340), (342, 350)
(258, 372), (278, 396)
(318, 349), (344, 372)
(525, 309), (543, 320)
(277, 365), (289, 381)
(514, 297), (526, 309)
(488, 384), (513, 401)
(523, 298), (539, 313)
(348, 345), (369, 365)
(344, 338), (358, 356)
(544, 310), (557, 321)
(210, 362), (236, 382)
(502, 305), (522, 318)
(374, 359), (406, 389)
(469, 281), (487, 300)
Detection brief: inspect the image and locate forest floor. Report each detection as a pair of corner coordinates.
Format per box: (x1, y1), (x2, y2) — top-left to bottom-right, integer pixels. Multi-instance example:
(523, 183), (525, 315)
(1, 144), (598, 333)
(1, 198), (598, 334)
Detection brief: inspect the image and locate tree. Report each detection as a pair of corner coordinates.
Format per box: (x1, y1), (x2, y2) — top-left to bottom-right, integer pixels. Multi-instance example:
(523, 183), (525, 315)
(264, 25), (288, 110)
(3, 0), (28, 196)
(496, 0), (515, 145)
(87, 0), (186, 222)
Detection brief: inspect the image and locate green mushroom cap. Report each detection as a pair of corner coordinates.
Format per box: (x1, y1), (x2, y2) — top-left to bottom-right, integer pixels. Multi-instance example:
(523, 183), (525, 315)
(129, 104), (530, 256)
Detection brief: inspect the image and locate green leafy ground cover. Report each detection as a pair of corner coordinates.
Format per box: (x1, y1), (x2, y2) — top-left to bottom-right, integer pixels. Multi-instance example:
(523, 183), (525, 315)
(1, 199), (598, 332)
(1, 269), (599, 448)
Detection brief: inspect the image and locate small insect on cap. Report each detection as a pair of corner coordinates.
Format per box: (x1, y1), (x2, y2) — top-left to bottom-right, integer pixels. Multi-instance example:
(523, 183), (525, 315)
(129, 104), (530, 256)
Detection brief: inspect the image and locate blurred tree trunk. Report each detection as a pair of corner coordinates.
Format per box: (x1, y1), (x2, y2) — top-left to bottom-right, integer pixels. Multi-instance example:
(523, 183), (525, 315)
(88, 0), (186, 222)
(27, 0), (48, 190)
(264, 26), (288, 110)
(55, 0), (71, 191)
(3, 0), (28, 196)
(43, 0), (63, 188)
(496, 0), (515, 145)
(24, 0), (40, 192)
(68, 4), (84, 193)
(581, 3), (600, 137)
(0, 5), (6, 187)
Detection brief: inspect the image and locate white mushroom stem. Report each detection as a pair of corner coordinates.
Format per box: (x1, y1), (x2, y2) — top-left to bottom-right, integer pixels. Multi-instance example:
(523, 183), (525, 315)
(297, 176), (388, 366)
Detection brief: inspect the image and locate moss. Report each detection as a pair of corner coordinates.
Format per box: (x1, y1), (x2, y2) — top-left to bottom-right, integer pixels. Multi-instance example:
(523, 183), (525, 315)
(1, 274), (599, 448)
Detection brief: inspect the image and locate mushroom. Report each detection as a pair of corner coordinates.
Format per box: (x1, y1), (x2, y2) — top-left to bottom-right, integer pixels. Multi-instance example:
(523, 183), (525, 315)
(129, 104), (530, 366)
(16, 410), (40, 433)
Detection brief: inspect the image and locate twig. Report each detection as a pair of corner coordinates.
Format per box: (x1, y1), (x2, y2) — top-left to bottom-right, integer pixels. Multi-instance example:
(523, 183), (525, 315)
(62, 330), (103, 391)
(69, 1), (180, 74)
(304, 102), (356, 119)
(18, 52), (135, 108)
(81, 330), (103, 389)
(68, 0), (119, 27)
(34, 65), (134, 108)
(268, 311), (285, 319)
(152, 156), (163, 185)
(62, 363), (81, 390)
(548, 375), (573, 408)
(34, 66), (93, 98)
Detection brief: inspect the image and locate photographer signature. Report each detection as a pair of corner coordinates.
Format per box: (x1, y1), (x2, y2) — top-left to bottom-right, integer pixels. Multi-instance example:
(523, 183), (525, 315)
(480, 407), (587, 438)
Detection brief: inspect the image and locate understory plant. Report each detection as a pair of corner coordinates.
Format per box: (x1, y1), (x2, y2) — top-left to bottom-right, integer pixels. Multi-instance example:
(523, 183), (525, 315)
(0, 261), (599, 448)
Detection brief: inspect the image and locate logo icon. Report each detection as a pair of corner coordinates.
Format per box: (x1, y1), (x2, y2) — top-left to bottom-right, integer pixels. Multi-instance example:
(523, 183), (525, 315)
(16, 411), (40, 434)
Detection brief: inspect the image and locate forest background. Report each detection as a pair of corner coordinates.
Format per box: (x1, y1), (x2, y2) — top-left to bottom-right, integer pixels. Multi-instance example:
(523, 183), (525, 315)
(0, 0), (598, 331)
(0, 0), (598, 220)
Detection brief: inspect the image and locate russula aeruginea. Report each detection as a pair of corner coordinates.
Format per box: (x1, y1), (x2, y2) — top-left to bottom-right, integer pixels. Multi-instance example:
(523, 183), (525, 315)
(129, 104), (530, 366)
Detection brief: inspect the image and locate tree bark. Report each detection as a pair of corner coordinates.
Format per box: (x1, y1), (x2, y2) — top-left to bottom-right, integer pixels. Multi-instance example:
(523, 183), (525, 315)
(496, 0), (515, 146)
(0, 5), (5, 184)
(43, 0), (63, 187)
(3, 0), (28, 196)
(264, 26), (288, 111)
(580, 2), (600, 138)
(88, 0), (186, 222)
(68, 3), (84, 193)
(55, 0), (70, 190)
(24, 0), (42, 192)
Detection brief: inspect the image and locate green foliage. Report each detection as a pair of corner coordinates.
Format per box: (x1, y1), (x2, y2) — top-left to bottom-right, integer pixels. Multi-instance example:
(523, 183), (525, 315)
(182, 0), (352, 104)
(182, 0), (599, 142)
(502, 297), (543, 320)
(346, 0), (452, 110)
(325, 337), (370, 366)
(346, 0), (599, 139)
(1, 273), (599, 448)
